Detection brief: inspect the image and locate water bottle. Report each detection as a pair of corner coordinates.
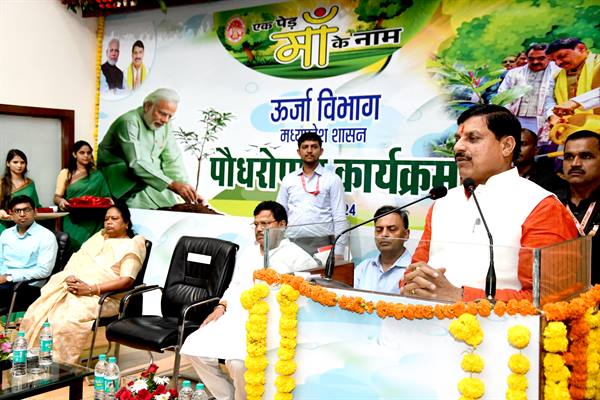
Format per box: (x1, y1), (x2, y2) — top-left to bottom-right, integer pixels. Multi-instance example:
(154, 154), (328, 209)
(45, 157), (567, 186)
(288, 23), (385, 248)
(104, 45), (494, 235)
(103, 356), (120, 400)
(39, 322), (53, 366)
(11, 331), (27, 377)
(192, 382), (209, 400)
(179, 380), (194, 400)
(94, 354), (107, 400)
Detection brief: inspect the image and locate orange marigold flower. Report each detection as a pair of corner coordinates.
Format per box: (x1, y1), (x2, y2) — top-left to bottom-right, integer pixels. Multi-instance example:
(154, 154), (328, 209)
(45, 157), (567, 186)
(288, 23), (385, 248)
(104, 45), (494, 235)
(465, 302), (478, 316)
(477, 300), (492, 317)
(494, 301), (506, 317)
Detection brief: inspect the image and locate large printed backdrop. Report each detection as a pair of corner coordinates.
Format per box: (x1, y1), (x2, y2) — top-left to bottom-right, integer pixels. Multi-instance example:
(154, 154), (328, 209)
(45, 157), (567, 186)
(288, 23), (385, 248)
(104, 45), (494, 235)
(98, 0), (600, 226)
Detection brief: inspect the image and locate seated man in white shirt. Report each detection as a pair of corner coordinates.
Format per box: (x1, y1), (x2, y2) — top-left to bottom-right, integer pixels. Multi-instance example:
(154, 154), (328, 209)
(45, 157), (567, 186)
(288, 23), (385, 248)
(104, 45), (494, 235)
(354, 206), (411, 294)
(181, 201), (316, 400)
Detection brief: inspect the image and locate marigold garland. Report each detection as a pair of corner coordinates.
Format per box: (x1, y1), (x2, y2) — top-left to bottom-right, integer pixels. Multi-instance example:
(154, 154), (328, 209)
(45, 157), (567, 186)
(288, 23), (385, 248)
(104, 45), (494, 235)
(450, 314), (485, 399)
(584, 310), (600, 399)
(506, 324), (531, 399)
(543, 321), (571, 400)
(253, 269), (536, 322)
(242, 283), (270, 400)
(275, 284), (299, 399)
(93, 16), (105, 157)
(249, 269), (600, 399)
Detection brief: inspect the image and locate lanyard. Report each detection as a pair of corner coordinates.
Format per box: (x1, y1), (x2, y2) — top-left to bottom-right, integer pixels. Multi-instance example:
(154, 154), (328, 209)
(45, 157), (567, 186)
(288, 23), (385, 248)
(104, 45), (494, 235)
(300, 173), (320, 196)
(567, 201), (598, 237)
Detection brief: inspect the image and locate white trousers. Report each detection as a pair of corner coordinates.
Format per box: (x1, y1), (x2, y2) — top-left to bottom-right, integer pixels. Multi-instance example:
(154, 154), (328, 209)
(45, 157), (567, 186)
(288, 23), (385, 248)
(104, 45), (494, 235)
(187, 356), (246, 400)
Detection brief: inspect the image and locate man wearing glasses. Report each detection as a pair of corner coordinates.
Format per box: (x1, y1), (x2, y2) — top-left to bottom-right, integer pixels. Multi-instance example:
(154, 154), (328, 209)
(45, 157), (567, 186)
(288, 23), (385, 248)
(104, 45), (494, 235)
(181, 201), (316, 400)
(0, 195), (58, 306)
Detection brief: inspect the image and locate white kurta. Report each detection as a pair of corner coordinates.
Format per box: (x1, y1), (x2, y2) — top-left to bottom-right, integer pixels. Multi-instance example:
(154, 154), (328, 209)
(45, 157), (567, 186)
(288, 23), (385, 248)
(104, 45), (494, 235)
(181, 239), (317, 359)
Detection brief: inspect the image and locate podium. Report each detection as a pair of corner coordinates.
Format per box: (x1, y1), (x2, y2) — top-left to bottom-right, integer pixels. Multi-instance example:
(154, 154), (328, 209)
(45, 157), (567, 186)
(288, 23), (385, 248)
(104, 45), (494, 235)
(257, 232), (593, 399)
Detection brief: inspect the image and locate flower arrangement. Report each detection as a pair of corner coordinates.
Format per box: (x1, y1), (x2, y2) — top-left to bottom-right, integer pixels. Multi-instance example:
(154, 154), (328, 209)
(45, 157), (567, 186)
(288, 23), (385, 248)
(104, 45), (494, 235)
(584, 310), (600, 398)
(275, 284), (300, 400)
(241, 283), (270, 400)
(253, 268), (537, 321)
(507, 325), (531, 399)
(449, 313), (485, 399)
(0, 333), (12, 362)
(115, 363), (177, 400)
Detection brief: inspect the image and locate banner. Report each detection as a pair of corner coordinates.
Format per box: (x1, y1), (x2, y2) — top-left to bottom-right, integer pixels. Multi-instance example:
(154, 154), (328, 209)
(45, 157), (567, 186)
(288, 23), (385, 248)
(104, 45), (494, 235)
(98, 0), (600, 226)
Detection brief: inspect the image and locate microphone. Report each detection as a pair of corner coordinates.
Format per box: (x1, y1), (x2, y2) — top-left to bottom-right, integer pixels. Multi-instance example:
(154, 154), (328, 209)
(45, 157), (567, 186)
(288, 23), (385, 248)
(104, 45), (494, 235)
(311, 186), (448, 288)
(463, 178), (496, 300)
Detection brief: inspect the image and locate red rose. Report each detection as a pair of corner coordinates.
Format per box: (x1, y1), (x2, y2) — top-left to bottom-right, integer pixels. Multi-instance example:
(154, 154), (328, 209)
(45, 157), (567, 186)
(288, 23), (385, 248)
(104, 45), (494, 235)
(120, 391), (133, 400)
(135, 389), (152, 400)
(153, 384), (167, 396)
(168, 388), (178, 398)
(147, 363), (159, 374)
(141, 370), (150, 378)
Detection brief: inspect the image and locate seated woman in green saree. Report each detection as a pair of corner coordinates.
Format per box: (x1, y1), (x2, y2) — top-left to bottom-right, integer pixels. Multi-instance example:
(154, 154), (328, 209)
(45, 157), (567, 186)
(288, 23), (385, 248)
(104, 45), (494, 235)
(0, 149), (40, 233)
(54, 141), (111, 251)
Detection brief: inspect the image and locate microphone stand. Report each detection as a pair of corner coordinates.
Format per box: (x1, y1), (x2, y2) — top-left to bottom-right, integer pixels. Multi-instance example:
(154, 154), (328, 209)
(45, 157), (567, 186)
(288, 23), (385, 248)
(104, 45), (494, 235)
(466, 183), (496, 300)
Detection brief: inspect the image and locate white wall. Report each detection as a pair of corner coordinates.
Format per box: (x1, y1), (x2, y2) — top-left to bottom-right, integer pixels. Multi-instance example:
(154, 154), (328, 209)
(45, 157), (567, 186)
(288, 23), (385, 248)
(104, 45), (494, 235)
(0, 0), (97, 145)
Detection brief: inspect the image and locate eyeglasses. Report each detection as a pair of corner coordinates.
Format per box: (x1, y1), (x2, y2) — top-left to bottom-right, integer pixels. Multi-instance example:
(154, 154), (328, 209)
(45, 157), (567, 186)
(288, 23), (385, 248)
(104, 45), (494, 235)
(12, 207), (33, 215)
(250, 220), (276, 229)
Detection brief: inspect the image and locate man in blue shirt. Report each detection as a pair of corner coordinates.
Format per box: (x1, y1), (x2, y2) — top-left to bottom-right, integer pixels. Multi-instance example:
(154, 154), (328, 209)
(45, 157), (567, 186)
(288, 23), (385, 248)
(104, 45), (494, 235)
(0, 195), (58, 306)
(354, 206), (411, 294)
(277, 132), (349, 255)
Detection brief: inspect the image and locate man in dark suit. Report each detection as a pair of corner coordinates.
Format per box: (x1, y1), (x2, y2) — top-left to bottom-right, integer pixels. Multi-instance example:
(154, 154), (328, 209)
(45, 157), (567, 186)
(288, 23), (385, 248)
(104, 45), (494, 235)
(101, 38), (124, 90)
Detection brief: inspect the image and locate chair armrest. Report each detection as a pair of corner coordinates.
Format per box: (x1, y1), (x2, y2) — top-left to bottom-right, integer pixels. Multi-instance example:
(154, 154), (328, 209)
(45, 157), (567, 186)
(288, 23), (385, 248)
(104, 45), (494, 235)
(178, 297), (220, 349)
(97, 283), (147, 305)
(118, 285), (162, 318)
(13, 278), (47, 291)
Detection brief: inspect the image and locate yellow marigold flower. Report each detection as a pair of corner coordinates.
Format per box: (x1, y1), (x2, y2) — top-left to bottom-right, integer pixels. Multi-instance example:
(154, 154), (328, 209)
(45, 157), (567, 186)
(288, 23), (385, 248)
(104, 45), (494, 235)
(246, 342), (267, 357)
(277, 347), (295, 361)
(543, 322), (568, 352)
(245, 355), (268, 371)
(505, 388), (527, 400)
(461, 354), (484, 373)
(275, 360), (297, 375)
(280, 303), (299, 315)
(507, 373), (528, 391)
(254, 283), (270, 298)
(240, 291), (255, 310)
(251, 302), (269, 315)
(280, 337), (297, 349)
(244, 370), (265, 386)
(245, 384), (265, 397)
(585, 309), (600, 328)
(275, 375), (296, 393)
(450, 314), (484, 347)
(274, 393), (293, 400)
(246, 321), (267, 333)
(278, 284), (300, 302)
(280, 327), (298, 339)
(458, 397), (477, 400)
(543, 380), (570, 400)
(508, 354), (530, 374)
(248, 329), (267, 341)
(249, 314), (268, 325)
(280, 317), (297, 330)
(507, 325), (531, 349)
(457, 377), (485, 399)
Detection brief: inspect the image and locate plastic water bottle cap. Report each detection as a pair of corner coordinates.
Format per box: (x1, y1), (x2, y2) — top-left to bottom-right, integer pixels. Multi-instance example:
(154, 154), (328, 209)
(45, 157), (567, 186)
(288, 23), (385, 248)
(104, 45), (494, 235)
(182, 380), (191, 388)
(99, 354), (107, 361)
(43, 322), (50, 328)
(109, 357), (117, 363)
(196, 383), (205, 390)
(17, 331), (24, 337)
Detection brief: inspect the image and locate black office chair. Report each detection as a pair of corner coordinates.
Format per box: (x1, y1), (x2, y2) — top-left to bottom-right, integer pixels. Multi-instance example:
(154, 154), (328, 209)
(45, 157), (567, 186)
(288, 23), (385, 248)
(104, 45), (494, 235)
(84, 239), (152, 369)
(106, 236), (238, 383)
(2, 230), (72, 328)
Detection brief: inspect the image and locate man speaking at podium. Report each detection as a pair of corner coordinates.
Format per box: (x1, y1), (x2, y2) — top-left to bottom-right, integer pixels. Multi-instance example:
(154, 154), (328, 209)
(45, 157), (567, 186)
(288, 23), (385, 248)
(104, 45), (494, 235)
(402, 105), (578, 302)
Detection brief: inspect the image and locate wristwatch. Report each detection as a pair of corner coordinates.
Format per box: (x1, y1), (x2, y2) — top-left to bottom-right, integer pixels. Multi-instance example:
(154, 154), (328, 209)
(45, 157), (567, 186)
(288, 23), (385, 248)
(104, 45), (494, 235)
(5, 274), (12, 282)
